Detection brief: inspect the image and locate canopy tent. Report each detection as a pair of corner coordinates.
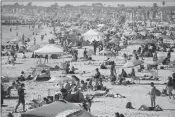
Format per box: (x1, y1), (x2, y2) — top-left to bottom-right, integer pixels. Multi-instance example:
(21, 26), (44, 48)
(82, 29), (104, 42)
(34, 45), (63, 55)
(83, 29), (103, 36)
(21, 100), (94, 117)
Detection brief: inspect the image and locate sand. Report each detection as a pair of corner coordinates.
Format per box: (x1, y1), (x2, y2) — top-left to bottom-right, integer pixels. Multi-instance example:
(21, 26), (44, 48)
(1, 26), (175, 117)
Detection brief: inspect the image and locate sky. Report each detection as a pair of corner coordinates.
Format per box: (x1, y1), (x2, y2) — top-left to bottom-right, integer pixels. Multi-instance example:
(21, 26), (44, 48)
(2, 1), (175, 7)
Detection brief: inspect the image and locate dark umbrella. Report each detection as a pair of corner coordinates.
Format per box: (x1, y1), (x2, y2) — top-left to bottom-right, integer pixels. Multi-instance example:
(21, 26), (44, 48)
(21, 100), (94, 117)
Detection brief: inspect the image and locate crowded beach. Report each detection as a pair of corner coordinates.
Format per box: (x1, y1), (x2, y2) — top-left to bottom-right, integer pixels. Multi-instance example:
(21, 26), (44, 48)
(1, 1), (175, 117)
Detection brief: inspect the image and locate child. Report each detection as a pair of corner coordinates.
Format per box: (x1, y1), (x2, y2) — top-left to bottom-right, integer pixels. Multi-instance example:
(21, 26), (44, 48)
(150, 82), (156, 107)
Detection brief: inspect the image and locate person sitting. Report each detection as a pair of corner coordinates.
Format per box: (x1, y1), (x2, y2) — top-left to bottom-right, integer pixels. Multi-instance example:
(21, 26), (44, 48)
(22, 52), (26, 59)
(61, 88), (84, 103)
(18, 71), (25, 81)
(96, 80), (106, 91)
(161, 89), (168, 96)
(69, 66), (75, 74)
(162, 57), (170, 65)
(26, 74), (34, 80)
(31, 52), (35, 58)
(121, 69), (127, 78)
(80, 80), (87, 91)
(118, 75), (125, 85)
(126, 102), (135, 109)
(110, 75), (117, 84)
(63, 81), (71, 92)
(100, 63), (107, 69)
(138, 105), (163, 111)
(41, 69), (46, 73)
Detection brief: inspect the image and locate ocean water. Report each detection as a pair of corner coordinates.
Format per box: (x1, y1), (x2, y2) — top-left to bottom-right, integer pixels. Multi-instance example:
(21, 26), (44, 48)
(1, 25), (35, 44)
(2, 1), (175, 7)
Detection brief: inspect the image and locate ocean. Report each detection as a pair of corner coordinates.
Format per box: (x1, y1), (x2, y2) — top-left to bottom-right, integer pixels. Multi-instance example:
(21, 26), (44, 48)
(2, 1), (175, 7)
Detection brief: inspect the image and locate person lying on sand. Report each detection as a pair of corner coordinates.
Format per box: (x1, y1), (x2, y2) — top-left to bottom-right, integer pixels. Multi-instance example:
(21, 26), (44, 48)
(138, 105), (163, 111)
(105, 93), (126, 98)
(86, 89), (126, 98)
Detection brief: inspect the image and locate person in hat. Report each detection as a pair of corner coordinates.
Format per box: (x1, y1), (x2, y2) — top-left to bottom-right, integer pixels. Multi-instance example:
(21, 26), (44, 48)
(150, 82), (156, 107)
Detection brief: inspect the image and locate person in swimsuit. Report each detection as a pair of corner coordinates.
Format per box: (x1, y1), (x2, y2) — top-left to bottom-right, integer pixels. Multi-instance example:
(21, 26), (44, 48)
(138, 105), (163, 111)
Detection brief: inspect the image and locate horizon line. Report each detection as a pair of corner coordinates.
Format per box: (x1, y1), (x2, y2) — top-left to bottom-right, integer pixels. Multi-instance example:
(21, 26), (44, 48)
(2, 0), (175, 2)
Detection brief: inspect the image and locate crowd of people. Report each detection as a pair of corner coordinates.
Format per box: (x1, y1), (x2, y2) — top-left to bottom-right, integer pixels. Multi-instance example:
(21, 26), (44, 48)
(1, 2), (175, 117)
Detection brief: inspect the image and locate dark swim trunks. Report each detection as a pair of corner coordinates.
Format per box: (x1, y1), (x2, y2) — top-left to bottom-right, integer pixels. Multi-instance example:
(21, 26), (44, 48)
(18, 96), (25, 104)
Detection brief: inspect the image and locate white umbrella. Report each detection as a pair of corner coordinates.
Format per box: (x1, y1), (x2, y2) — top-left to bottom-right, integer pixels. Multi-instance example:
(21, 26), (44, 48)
(123, 60), (144, 68)
(83, 29), (104, 42)
(34, 45), (63, 54)
(83, 29), (103, 36)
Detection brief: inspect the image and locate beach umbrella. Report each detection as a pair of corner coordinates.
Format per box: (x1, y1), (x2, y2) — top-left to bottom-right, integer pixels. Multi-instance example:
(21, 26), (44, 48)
(99, 50), (116, 56)
(123, 60), (144, 68)
(34, 45), (63, 54)
(21, 101), (94, 117)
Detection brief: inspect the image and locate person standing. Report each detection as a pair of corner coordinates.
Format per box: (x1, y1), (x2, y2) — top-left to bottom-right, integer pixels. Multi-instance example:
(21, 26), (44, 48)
(172, 73), (175, 89)
(15, 83), (26, 112)
(166, 77), (175, 99)
(83, 48), (88, 59)
(150, 82), (156, 107)
(94, 68), (101, 90)
(44, 54), (48, 63)
(153, 51), (158, 61)
(1, 84), (4, 105)
(93, 40), (98, 55)
(34, 37), (36, 45)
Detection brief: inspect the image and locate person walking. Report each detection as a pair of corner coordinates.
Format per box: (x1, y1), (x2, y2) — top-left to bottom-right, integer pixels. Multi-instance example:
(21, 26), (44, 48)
(15, 83), (26, 112)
